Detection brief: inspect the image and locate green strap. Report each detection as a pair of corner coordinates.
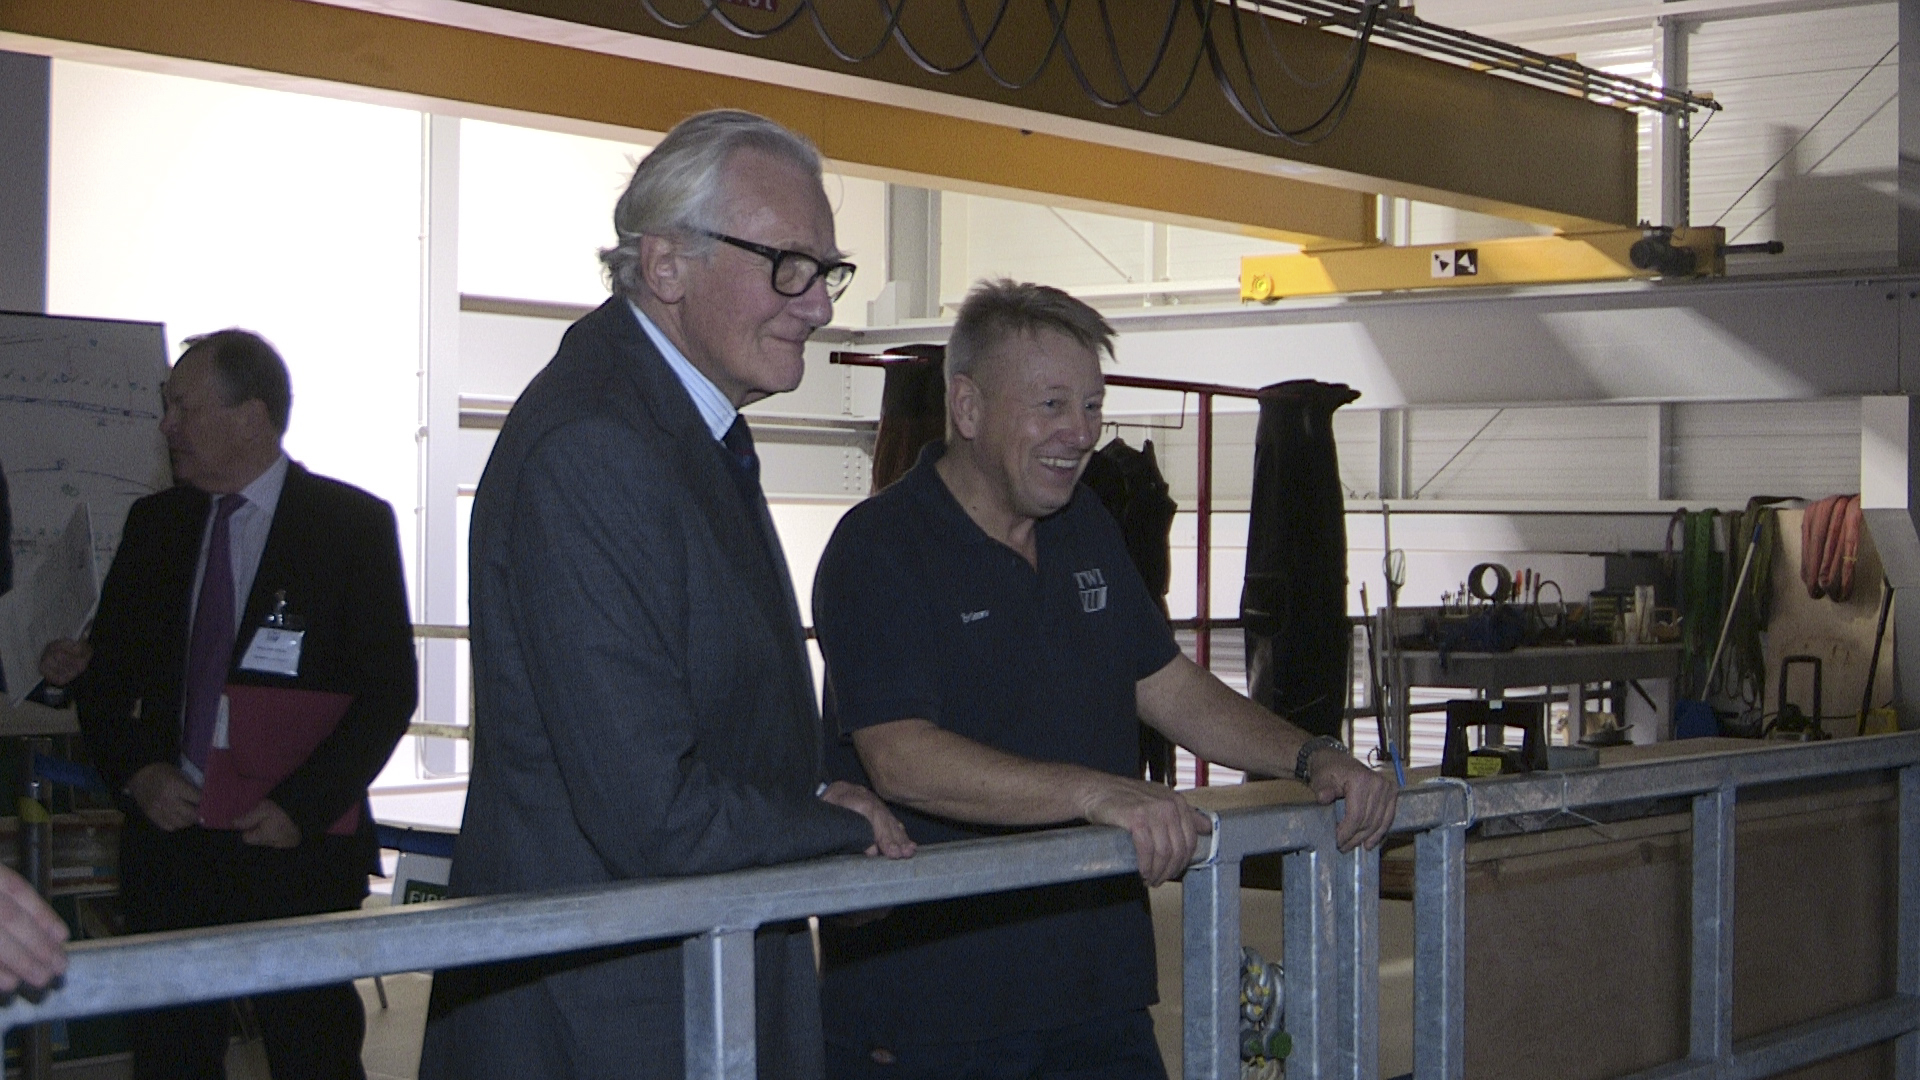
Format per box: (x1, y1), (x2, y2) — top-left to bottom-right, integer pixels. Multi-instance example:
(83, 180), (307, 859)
(1679, 509), (1723, 700)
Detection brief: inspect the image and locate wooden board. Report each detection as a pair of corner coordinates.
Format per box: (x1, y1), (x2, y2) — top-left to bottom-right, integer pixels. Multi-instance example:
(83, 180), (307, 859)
(1194, 742), (1899, 1078)
(1767, 507), (1895, 736)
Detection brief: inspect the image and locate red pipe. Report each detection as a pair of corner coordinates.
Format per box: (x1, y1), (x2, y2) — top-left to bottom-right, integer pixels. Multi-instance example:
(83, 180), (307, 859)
(1106, 373), (1262, 399)
(1194, 392), (1213, 788)
(831, 351), (1263, 400)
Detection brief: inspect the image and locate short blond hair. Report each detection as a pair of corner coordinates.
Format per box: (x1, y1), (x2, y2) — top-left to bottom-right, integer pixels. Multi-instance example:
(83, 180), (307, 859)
(945, 279), (1115, 386)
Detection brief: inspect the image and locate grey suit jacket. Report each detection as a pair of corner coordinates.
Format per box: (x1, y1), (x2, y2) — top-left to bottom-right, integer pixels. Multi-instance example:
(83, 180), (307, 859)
(419, 298), (872, 1080)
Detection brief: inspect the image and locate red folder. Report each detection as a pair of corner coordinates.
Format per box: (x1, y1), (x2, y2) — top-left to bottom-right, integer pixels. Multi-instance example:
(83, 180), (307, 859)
(199, 685), (361, 836)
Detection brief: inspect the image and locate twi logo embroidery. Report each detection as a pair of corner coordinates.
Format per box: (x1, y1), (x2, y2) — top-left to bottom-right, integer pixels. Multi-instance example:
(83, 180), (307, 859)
(960, 609), (990, 624)
(1073, 569), (1108, 613)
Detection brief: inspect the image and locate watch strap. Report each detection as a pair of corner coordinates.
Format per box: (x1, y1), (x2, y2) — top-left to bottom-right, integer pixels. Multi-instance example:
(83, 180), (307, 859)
(1295, 735), (1346, 782)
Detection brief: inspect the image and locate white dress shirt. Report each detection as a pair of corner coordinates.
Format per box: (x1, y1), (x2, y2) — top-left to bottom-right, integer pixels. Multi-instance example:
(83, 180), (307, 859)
(627, 298), (736, 442)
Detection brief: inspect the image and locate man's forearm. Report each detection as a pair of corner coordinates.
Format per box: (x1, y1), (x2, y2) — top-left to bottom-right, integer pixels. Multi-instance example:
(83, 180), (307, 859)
(1135, 653), (1400, 851)
(853, 718), (1119, 827)
(1136, 654), (1315, 777)
(75, 688), (168, 798)
(853, 716), (1210, 885)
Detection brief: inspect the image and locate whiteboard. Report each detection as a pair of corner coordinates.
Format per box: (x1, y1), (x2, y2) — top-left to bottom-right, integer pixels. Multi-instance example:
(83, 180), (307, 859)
(1, 311), (172, 583)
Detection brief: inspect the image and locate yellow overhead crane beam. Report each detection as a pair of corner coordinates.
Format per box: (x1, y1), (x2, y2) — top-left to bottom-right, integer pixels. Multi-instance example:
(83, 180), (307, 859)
(1240, 227), (1732, 301)
(402, 0), (1644, 232)
(0, 0), (1648, 247)
(0, 0), (1373, 247)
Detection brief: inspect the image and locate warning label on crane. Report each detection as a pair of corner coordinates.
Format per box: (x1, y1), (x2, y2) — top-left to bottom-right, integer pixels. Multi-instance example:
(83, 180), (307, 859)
(1431, 249), (1479, 278)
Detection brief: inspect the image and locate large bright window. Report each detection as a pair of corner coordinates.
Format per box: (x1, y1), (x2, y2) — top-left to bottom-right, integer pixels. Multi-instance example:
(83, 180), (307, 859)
(47, 60), (426, 591)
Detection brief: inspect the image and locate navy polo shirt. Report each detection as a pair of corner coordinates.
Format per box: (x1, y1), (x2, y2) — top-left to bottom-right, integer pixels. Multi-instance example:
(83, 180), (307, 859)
(813, 442), (1182, 1048)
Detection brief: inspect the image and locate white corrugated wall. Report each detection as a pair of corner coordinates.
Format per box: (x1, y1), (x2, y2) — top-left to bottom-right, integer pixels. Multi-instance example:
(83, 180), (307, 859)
(1688, 4), (1898, 271)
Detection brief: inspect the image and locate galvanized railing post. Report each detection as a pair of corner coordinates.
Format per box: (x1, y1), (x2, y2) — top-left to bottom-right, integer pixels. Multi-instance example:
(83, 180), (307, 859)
(1333, 830), (1380, 1080)
(1413, 821), (1467, 1080)
(1284, 818), (1340, 1080)
(684, 929), (756, 1080)
(1899, 764), (1920, 1079)
(1690, 785), (1737, 1064)
(1183, 856), (1243, 1080)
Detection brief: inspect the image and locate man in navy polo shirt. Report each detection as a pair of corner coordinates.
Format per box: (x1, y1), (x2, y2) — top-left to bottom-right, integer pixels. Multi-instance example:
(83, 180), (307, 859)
(812, 279), (1399, 1078)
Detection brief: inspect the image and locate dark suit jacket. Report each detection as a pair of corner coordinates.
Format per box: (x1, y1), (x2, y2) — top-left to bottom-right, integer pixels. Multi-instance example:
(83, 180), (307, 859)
(76, 461), (417, 928)
(1, 464), (12, 598)
(419, 298), (871, 1080)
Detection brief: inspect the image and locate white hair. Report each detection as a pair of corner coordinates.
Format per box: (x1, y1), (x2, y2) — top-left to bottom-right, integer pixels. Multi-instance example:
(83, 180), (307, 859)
(599, 110), (824, 297)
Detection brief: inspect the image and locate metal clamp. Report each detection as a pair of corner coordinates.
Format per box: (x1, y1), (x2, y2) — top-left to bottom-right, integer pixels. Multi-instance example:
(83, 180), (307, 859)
(1190, 809), (1224, 867)
(1422, 776), (1478, 829)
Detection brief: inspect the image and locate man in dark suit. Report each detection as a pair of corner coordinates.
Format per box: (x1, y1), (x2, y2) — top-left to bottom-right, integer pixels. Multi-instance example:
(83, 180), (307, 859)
(64, 329), (416, 1079)
(418, 109), (910, 1080)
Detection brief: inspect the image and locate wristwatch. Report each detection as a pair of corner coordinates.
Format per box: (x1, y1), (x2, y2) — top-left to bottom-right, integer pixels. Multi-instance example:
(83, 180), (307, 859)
(1294, 735), (1346, 782)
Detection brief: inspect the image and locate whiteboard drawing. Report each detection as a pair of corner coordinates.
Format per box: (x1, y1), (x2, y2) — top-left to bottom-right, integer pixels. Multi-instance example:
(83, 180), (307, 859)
(0, 312), (172, 585)
(0, 503), (97, 704)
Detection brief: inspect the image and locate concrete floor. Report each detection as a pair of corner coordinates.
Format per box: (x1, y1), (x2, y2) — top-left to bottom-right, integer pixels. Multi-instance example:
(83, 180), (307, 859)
(63, 882), (1415, 1079)
(352, 974), (434, 1080)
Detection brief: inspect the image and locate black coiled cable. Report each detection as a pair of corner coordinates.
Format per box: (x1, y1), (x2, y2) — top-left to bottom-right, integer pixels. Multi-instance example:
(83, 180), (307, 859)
(623, 0), (1379, 145)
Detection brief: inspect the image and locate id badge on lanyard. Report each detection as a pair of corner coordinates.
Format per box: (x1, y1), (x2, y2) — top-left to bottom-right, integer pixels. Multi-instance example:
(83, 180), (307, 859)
(238, 591), (305, 677)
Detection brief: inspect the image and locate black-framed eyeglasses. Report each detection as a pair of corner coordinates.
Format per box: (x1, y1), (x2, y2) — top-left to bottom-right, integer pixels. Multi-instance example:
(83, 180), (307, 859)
(699, 230), (857, 302)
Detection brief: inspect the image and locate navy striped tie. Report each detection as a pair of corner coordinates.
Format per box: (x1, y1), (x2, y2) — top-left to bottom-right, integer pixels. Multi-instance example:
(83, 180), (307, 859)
(723, 416), (760, 485)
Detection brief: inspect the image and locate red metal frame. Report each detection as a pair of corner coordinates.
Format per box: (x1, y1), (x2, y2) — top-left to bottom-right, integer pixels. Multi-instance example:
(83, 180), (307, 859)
(830, 352), (1264, 786)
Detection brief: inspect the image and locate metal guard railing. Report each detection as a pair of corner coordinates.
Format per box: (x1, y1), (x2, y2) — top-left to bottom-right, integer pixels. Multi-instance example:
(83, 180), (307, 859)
(3, 733), (1918, 1080)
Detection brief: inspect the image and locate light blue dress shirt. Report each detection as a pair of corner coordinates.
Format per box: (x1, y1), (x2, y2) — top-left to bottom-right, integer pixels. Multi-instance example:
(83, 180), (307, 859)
(626, 299), (736, 442)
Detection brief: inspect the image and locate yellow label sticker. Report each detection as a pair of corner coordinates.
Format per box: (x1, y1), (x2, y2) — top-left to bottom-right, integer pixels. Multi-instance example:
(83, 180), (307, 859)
(1465, 755), (1504, 778)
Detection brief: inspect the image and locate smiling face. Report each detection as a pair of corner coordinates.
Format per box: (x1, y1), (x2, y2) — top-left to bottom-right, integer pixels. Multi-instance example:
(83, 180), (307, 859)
(663, 147), (839, 407)
(947, 328), (1106, 533)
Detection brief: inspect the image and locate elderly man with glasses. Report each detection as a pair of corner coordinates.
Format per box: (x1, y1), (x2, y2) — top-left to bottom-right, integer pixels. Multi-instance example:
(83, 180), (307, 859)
(419, 109), (911, 1080)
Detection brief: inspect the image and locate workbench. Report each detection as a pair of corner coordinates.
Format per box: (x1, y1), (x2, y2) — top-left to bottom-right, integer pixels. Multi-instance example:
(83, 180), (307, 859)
(1392, 642), (1684, 742)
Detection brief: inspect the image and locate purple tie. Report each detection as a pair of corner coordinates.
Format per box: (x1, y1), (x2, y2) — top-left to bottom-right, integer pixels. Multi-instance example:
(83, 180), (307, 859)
(182, 494), (246, 772)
